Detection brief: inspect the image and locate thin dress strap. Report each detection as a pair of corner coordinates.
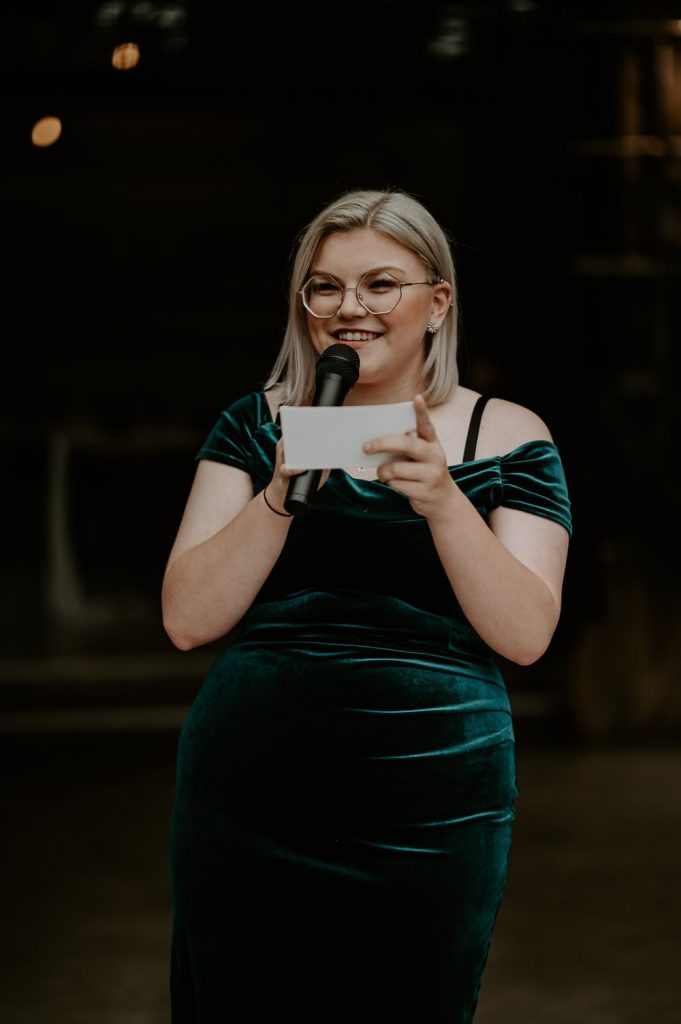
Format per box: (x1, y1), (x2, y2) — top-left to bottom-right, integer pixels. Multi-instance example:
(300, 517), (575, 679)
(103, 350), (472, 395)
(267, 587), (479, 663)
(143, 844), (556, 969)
(462, 395), (490, 462)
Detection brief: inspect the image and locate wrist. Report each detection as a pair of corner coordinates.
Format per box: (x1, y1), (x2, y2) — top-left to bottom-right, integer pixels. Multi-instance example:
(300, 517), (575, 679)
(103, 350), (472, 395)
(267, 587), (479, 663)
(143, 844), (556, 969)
(262, 485), (293, 518)
(425, 480), (466, 526)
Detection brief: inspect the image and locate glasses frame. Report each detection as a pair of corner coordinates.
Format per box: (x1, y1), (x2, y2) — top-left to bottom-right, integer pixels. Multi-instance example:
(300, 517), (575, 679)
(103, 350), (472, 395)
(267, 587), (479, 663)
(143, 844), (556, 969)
(298, 269), (445, 318)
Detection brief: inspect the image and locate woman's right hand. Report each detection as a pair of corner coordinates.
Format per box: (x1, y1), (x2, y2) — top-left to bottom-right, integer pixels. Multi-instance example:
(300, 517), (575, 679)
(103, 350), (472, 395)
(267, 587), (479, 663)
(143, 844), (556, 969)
(265, 437), (331, 512)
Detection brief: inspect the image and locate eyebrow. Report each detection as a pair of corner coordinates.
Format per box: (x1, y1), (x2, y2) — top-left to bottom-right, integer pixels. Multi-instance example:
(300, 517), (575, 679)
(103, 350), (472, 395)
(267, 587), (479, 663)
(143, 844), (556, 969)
(308, 264), (407, 280)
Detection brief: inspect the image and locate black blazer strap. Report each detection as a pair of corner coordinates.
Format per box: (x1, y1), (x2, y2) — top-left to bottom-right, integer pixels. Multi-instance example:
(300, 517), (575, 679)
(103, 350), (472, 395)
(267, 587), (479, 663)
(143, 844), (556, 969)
(462, 395), (491, 463)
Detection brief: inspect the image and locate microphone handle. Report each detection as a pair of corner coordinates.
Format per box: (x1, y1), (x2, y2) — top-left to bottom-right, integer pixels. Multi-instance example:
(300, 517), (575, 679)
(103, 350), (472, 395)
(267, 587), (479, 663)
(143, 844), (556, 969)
(309, 373), (353, 409)
(283, 372), (351, 516)
(283, 468), (323, 517)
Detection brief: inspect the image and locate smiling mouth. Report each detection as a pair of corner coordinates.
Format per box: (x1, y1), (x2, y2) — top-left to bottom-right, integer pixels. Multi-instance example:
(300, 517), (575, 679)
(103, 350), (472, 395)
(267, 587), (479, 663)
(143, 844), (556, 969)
(333, 331), (382, 342)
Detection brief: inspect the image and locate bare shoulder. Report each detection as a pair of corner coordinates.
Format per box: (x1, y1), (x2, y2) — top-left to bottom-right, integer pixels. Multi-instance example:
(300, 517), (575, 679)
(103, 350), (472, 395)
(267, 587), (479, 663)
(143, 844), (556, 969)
(478, 395), (554, 459)
(428, 386), (555, 463)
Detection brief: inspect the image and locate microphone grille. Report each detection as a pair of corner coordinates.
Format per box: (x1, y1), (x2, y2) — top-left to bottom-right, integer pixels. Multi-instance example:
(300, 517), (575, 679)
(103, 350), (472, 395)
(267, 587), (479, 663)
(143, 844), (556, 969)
(316, 343), (361, 385)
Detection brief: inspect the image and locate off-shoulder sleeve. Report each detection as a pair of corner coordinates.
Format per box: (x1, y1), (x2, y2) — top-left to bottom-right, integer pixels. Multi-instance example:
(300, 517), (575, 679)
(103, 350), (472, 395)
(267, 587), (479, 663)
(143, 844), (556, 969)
(193, 392), (260, 473)
(497, 441), (573, 537)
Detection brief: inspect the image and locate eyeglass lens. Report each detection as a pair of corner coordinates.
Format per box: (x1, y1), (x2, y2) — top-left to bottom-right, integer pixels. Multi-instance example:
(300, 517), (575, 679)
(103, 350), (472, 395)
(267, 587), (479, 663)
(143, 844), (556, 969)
(302, 270), (403, 316)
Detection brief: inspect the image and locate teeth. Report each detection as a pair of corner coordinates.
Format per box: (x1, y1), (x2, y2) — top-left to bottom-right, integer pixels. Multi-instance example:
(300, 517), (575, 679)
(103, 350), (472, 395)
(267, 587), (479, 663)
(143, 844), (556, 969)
(337, 332), (379, 342)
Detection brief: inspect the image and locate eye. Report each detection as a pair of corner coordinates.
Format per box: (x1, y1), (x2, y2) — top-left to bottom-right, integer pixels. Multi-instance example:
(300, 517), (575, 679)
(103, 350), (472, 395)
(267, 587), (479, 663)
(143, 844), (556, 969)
(309, 279), (342, 296)
(364, 273), (400, 293)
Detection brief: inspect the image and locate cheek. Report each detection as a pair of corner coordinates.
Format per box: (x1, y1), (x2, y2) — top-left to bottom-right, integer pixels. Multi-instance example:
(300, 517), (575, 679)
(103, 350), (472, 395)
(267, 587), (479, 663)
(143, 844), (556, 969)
(394, 306), (427, 339)
(412, 295), (432, 321)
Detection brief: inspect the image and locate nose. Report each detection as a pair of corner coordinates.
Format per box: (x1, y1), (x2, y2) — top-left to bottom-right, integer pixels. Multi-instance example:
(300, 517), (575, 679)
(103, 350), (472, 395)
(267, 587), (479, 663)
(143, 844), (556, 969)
(337, 285), (367, 318)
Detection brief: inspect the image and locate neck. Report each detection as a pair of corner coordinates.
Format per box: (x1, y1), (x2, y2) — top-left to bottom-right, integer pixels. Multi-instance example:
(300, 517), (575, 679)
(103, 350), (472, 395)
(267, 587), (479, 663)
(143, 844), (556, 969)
(343, 371), (431, 407)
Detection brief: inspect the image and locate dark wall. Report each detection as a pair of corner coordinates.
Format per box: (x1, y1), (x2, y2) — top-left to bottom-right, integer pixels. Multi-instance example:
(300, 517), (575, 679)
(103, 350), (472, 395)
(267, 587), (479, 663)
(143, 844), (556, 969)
(4, 2), (680, 738)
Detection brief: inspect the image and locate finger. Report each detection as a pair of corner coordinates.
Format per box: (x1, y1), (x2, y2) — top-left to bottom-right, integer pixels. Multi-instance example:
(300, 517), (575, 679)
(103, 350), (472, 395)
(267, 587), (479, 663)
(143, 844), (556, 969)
(281, 463), (307, 477)
(414, 393), (437, 441)
(364, 433), (425, 458)
(378, 461), (426, 482)
(278, 438), (305, 475)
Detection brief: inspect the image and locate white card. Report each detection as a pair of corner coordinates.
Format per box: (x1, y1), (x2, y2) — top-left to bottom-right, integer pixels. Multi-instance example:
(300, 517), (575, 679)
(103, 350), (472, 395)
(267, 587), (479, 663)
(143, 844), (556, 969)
(279, 402), (418, 469)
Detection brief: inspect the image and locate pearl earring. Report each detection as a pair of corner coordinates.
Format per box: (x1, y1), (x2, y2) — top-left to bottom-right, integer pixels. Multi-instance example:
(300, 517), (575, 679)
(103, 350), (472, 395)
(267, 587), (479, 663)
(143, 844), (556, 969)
(426, 320), (439, 334)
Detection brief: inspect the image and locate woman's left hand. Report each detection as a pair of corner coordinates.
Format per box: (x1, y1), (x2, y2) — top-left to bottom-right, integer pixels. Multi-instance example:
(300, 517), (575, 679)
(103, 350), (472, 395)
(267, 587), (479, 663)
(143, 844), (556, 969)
(363, 394), (460, 519)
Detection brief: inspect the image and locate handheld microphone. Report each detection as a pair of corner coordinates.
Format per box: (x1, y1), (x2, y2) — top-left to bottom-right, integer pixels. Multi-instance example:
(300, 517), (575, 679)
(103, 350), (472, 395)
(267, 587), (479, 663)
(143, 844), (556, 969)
(283, 343), (361, 516)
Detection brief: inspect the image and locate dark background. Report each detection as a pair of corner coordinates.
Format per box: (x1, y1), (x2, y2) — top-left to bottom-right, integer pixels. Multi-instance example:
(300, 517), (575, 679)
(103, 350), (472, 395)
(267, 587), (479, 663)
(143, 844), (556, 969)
(3, 0), (679, 739)
(2, 4), (681, 1021)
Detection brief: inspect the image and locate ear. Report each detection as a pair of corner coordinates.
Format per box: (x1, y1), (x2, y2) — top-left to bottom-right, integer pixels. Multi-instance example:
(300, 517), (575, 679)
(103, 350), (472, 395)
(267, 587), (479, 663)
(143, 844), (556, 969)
(430, 279), (453, 322)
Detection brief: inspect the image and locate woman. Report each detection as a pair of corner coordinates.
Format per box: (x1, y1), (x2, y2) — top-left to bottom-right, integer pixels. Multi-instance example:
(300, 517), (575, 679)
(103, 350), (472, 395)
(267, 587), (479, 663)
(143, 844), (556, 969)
(162, 189), (572, 1023)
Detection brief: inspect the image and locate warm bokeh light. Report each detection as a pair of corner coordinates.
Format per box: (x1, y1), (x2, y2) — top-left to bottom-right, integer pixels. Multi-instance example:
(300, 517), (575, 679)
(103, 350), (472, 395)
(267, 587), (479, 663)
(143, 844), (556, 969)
(31, 116), (62, 147)
(112, 42), (140, 70)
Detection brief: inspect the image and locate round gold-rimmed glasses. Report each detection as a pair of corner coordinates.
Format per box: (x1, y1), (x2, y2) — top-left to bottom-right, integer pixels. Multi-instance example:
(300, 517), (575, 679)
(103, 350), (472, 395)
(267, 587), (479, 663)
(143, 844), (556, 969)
(299, 269), (444, 318)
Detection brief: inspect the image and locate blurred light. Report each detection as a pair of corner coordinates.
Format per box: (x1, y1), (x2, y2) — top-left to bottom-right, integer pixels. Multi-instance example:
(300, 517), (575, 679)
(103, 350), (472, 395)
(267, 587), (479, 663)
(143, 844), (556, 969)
(96, 1), (188, 34)
(112, 42), (141, 70)
(31, 116), (62, 148)
(96, 2), (126, 27)
(429, 15), (470, 59)
(131, 2), (156, 21)
(158, 5), (185, 29)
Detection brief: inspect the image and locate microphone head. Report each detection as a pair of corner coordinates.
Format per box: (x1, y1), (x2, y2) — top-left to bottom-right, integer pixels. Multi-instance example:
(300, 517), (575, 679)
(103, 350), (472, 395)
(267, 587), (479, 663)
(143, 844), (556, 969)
(315, 343), (361, 386)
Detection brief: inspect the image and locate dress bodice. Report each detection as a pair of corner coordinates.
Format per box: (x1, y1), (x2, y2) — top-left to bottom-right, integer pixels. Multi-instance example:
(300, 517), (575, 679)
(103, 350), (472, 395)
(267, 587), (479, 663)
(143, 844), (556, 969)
(194, 390), (573, 649)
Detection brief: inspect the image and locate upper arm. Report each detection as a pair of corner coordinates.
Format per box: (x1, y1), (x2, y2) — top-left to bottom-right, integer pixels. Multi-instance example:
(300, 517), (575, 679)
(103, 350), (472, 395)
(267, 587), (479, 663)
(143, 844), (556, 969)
(488, 505), (569, 617)
(163, 459), (254, 581)
(487, 401), (569, 616)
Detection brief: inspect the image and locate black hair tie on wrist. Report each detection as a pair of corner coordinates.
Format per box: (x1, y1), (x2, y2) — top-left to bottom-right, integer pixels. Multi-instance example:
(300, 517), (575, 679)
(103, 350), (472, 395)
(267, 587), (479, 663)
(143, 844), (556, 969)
(263, 486), (293, 517)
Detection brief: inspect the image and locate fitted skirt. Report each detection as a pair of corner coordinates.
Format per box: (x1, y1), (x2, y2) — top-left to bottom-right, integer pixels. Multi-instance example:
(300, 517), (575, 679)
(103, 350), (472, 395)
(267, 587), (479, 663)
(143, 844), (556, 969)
(169, 593), (519, 1023)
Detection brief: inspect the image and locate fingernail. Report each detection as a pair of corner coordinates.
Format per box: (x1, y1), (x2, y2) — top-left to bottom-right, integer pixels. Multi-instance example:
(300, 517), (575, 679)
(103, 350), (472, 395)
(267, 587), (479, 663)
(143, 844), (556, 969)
(363, 442), (373, 452)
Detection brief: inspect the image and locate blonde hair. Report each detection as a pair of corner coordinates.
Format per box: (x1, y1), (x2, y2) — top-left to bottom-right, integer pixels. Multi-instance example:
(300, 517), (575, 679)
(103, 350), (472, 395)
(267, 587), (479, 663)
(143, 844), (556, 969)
(261, 188), (459, 407)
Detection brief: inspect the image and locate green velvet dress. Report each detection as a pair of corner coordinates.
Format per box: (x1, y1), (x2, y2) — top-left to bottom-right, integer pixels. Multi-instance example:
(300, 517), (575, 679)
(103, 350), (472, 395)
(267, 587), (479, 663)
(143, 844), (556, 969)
(169, 390), (573, 1023)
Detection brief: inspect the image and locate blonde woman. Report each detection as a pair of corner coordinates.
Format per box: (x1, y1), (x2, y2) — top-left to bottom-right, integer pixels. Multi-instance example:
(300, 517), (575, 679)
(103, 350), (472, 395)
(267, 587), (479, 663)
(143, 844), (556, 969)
(163, 189), (573, 1022)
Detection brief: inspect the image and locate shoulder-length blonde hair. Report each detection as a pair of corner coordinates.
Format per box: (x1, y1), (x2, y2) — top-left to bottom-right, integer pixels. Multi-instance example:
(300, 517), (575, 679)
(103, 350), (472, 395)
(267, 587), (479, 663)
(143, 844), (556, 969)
(261, 188), (459, 407)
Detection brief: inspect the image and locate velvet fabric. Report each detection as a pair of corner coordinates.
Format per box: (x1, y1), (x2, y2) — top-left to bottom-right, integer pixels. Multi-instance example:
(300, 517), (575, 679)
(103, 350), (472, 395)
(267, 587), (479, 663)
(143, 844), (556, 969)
(169, 391), (573, 1023)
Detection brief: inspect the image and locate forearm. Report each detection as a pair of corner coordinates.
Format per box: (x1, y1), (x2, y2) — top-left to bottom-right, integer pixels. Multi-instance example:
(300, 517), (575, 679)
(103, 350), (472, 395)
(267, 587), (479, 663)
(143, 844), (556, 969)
(162, 490), (292, 650)
(426, 486), (558, 665)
